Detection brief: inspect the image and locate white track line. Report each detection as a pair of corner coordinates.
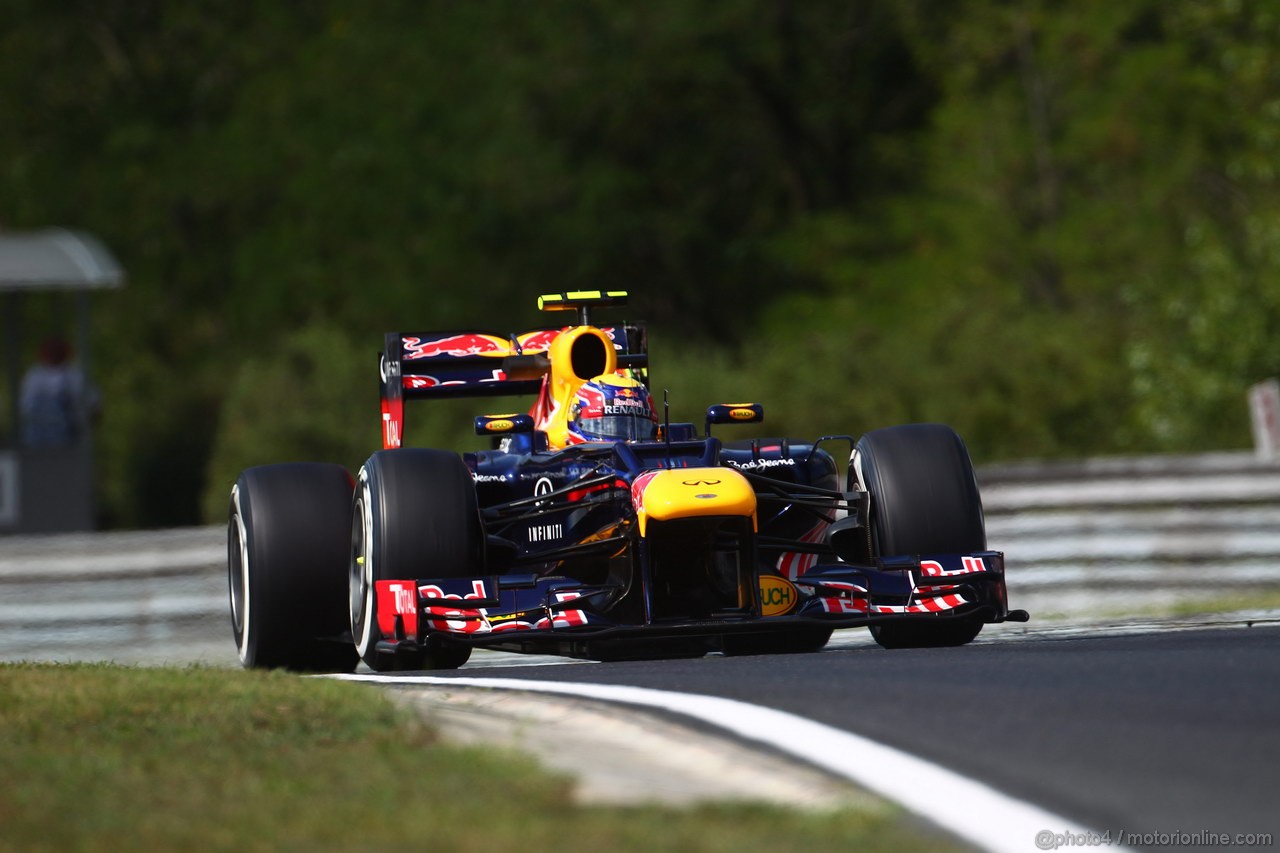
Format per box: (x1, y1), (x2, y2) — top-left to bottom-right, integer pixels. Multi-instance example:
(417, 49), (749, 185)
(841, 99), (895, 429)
(330, 673), (1128, 853)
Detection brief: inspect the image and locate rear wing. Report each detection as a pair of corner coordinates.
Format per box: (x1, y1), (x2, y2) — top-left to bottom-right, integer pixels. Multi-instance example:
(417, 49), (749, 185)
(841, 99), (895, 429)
(379, 324), (648, 448)
(383, 325), (648, 399)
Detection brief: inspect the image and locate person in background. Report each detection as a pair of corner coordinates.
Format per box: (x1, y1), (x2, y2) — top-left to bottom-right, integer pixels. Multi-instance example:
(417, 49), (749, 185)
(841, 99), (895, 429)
(19, 336), (96, 448)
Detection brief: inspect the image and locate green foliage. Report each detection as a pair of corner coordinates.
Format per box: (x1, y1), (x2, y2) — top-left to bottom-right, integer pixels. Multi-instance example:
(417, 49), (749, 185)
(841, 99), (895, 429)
(201, 323), (379, 521)
(1123, 4), (1280, 448)
(1, 0), (1278, 525)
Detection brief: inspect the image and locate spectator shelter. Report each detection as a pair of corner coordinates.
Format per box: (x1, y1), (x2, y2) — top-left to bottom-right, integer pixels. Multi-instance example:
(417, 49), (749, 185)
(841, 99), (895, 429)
(0, 229), (123, 532)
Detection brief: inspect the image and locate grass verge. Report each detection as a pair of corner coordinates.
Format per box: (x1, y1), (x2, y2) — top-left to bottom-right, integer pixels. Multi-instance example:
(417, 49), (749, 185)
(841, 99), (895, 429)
(1027, 593), (1280, 625)
(0, 664), (953, 852)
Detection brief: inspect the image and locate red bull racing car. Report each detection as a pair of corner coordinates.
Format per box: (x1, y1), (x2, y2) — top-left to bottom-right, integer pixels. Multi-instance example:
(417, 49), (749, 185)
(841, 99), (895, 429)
(228, 291), (1027, 671)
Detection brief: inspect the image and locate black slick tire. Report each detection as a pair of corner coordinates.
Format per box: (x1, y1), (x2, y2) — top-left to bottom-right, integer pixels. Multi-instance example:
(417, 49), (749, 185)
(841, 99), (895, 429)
(350, 449), (482, 672)
(228, 463), (359, 671)
(853, 423), (987, 649)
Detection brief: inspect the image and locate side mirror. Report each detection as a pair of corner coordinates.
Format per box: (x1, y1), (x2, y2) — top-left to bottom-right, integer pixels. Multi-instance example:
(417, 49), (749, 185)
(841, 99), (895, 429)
(475, 413), (535, 436)
(705, 403), (763, 437)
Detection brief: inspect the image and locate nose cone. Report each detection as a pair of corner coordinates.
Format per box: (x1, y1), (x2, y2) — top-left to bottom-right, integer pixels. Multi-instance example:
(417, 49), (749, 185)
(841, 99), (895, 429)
(630, 467), (757, 536)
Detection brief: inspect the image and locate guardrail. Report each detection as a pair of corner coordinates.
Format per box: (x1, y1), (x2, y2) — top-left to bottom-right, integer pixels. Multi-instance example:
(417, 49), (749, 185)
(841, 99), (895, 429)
(0, 527), (231, 664)
(981, 451), (1280, 617)
(2, 451), (1278, 663)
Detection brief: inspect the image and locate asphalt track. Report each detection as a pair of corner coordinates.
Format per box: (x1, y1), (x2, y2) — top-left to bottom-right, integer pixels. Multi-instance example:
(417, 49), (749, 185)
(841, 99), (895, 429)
(405, 624), (1280, 846)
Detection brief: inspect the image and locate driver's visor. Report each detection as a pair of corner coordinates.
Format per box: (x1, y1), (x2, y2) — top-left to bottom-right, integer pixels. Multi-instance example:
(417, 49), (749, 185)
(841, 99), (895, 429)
(577, 413), (658, 441)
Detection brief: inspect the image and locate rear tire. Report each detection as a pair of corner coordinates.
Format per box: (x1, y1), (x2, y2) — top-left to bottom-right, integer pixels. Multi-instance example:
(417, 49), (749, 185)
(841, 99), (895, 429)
(228, 463), (359, 671)
(853, 423), (986, 649)
(350, 449), (483, 671)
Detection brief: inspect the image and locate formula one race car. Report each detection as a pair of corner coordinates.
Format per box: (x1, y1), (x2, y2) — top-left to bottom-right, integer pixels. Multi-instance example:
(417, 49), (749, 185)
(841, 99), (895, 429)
(228, 291), (1027, 671)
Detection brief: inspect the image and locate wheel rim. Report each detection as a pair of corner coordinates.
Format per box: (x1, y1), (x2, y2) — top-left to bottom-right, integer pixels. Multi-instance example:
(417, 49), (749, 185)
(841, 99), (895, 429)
(228, 523), (244, 634)
(228, 484), (253, 663)
(350, 477), (377, 657)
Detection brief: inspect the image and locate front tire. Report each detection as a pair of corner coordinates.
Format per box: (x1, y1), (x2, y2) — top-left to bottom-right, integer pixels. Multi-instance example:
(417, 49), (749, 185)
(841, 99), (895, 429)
(350, 449), (483, 671)
(853, 423), (987, 649)
(228, 463), (359, 671)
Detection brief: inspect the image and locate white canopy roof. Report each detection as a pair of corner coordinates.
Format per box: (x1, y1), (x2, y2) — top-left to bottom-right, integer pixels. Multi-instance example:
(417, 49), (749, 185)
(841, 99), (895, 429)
(0, 229), (124, 291)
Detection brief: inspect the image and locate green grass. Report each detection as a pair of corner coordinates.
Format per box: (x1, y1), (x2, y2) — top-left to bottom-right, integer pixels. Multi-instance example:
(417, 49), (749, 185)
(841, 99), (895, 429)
(1163, 591), (1280, 618)
(0, 664), (952, 852)
(1029, 592), (1280, 624)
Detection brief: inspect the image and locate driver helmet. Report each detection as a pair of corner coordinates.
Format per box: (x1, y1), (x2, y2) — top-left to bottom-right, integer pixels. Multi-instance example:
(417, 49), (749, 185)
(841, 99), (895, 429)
(567, 374), (658, 444)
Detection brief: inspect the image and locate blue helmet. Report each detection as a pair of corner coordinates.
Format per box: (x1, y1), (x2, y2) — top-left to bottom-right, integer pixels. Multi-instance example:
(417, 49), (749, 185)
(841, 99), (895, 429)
(567, 374), (657, 444)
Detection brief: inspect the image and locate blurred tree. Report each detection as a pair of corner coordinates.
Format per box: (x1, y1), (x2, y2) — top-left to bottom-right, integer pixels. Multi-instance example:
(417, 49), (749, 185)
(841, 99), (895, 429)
(731, 1), (1280, 461)
(1124, 3), (1280, 449)
(2, 0), (1277, 524)
(200, 322), (378, 522)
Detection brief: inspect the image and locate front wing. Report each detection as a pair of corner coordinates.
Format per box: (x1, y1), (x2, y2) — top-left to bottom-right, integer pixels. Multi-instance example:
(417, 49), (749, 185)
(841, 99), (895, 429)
(366, 550), (1019, 657)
